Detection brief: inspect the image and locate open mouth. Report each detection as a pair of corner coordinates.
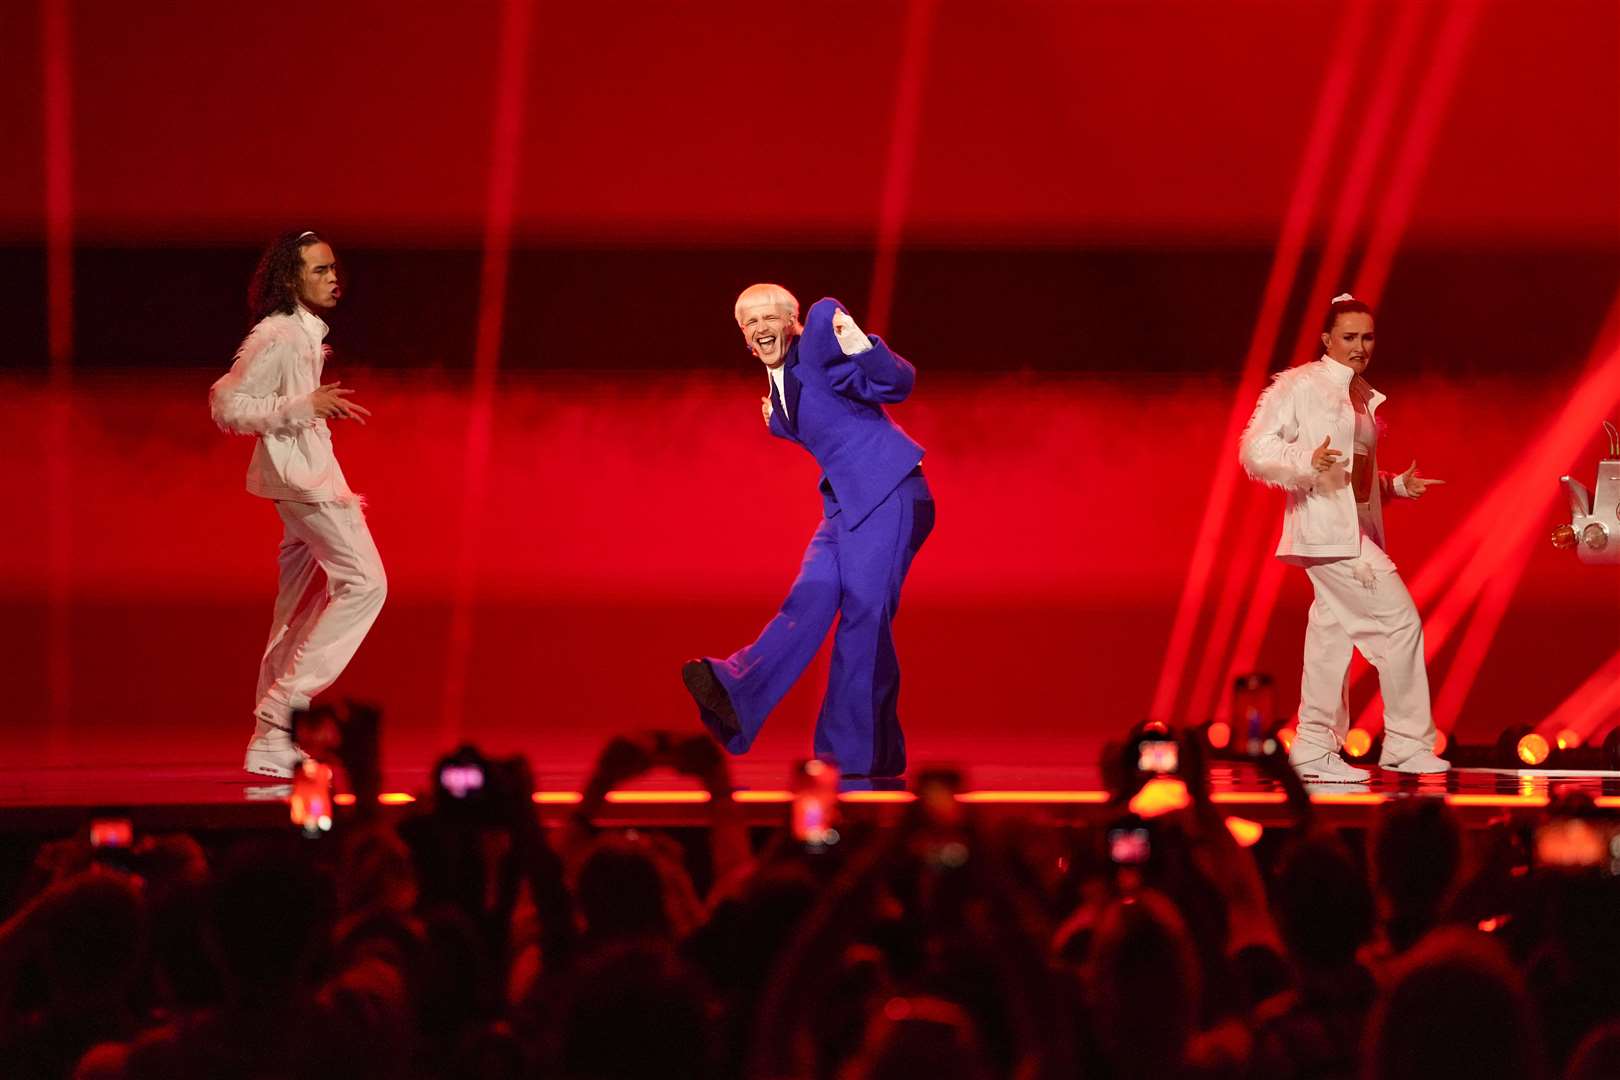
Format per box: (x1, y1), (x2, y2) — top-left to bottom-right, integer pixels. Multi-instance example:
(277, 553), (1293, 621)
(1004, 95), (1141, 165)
(754, 334), (777, 352)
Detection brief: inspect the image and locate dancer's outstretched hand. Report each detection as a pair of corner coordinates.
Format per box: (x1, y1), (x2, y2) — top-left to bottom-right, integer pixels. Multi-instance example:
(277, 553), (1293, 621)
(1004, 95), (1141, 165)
(1400, 460), (1445, 498)
(310, 381), (372, 424)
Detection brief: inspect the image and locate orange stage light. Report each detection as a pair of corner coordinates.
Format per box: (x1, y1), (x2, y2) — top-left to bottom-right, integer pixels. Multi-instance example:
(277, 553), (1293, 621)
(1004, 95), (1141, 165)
(1206, 721), (1232, 750)
(1556, 728), (1582, 751)
(1129, 776), (1191, 818)
(1517, 732), (1550, 766)
(1225, 816), (1263, 847)
(1343, 728), (1373, 759)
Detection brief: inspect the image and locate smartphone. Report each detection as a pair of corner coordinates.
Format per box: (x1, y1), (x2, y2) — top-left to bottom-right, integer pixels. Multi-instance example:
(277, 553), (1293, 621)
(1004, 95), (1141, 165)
(89, 817), (133, 849)
(916, 765), (966, 828)
(290, 759), (335, 837)
(792, 758), (840, 849)
(1534, 816), (1620, 875)
(1108, 826), (1152, 866)
(1137, 739), (1179, 775)
(438, 761), (487, 800)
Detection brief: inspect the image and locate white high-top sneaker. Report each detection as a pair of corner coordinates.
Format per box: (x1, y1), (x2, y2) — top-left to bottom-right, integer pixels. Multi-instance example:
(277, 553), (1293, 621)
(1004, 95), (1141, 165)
(1379, 748), (1451, 775)
(243, 708), (306, 779)
(1289, 748), (1372, 783)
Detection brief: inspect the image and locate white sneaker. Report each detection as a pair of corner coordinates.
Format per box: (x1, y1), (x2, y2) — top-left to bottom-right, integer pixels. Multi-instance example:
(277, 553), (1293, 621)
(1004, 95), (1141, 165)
(1290, 751), (1372, 783)
(243, 713), (306, 779)
(1379, 749), (1451, 775)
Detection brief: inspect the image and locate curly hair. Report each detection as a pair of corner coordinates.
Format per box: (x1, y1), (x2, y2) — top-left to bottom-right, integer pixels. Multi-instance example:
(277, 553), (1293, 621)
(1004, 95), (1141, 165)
(247, 229), (329, 325)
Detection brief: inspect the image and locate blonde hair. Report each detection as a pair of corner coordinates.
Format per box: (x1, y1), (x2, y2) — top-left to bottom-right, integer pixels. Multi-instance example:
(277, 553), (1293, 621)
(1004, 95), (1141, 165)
(734, 283), (800, 326)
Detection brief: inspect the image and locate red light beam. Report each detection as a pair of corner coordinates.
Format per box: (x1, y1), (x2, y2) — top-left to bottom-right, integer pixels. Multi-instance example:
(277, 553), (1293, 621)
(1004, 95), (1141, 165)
(1148, 0), (1372, 722)
(441, 0), (536, 742)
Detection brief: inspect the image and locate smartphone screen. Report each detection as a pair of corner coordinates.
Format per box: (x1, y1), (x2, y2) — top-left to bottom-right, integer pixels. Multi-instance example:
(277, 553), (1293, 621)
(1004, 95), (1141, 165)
(438, 762), (486, 799)
(290, 760), (335, 837)
(792, 759), (840, 848)
(1137, 740), (1179, 775)
(1108, 826), (1152, 866)
(89, 818), (133, 849)
(1535, 817), (1620, 874)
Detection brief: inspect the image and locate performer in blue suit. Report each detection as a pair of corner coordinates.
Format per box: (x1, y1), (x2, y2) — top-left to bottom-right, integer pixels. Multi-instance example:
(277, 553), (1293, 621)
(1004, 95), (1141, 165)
(683, 284), (934, 778)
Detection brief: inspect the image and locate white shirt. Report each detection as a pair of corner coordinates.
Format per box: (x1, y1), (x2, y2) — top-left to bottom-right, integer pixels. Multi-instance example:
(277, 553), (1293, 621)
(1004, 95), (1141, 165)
(768, 364), (788, 420)
(209, 305), (355, 503)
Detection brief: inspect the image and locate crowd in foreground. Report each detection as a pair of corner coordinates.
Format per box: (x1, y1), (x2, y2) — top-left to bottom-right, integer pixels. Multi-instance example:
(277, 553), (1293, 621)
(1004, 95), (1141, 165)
(3, 724), (1620, 1080)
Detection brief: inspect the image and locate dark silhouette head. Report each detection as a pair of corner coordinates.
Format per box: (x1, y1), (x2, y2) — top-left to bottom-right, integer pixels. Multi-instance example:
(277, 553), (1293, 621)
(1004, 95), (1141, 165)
(559, 941), (715, 1080)
(1086, 889), (1200, 1077)
(1272, 830), (1375, 970)
(575, 835), (676, 945)
(1372, 799), (1463, 952)
(1364, 928), (1542, 1080)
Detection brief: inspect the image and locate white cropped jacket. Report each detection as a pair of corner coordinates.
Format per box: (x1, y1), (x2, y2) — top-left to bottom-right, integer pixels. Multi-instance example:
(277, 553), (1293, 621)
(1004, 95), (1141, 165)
(1239, 357), (1411, 560)
(209, 306), (354, 504)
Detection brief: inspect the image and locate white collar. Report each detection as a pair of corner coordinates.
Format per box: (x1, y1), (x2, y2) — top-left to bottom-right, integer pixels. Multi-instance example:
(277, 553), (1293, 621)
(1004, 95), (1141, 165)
(1318, 355), (1356, 385)
(296, 303), (330, 342)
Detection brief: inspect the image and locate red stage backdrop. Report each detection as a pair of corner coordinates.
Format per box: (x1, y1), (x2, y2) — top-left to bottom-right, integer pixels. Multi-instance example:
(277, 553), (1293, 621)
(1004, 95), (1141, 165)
(5, 0), (1620, 775)
(3, 372), (1616, 771)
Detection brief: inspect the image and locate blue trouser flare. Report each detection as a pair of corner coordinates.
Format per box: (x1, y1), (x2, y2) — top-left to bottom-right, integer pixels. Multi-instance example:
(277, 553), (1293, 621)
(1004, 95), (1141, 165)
(702, 473), (933, 777)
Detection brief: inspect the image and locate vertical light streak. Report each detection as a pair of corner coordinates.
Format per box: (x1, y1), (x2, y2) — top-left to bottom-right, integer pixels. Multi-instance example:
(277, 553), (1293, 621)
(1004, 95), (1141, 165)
(43, 0), (75, 766)
(1353, 0), (1484, 304)
(866, 0), (937, 335)
(1147, 0), (1372, 722)
(1537, 647), (1620, 742)
(1277, 2), (1428, 367)
(1427, 541), (1534, 732)
(1183, 487), (1271, 723)
(441, 0), (535, 742)
(1223, 3), (1481, 692)
(1215, 3), (1429, 701)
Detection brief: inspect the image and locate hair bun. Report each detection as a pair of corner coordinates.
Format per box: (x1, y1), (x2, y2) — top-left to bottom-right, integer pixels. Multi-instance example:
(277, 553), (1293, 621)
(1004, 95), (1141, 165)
(1331, 292), (1356, 303)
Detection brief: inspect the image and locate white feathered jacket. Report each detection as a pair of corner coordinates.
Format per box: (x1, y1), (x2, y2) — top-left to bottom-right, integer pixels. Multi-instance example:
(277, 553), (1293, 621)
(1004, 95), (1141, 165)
(209, 306), (354, 504)
(1239, 356), (1411, 561)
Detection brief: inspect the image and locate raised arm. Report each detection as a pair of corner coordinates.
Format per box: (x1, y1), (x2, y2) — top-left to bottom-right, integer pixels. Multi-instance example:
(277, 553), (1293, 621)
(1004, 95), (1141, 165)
(1239, 375), (1317, 491)
(209, 325), (316, 436)
(798, 297), (915, 404)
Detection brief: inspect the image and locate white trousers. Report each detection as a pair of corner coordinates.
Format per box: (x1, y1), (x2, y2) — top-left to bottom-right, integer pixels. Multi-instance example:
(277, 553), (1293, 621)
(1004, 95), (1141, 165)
(1294, 532), (1436, 762)
(254, 498), (387, 718)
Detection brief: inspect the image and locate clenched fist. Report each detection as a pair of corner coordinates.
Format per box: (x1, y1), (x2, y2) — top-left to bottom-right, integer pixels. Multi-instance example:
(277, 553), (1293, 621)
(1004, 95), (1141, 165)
(831, 309), (873, 355)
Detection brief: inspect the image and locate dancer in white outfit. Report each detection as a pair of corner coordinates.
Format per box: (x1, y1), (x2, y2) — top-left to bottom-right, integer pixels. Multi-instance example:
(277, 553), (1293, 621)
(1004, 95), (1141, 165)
(1240, 294), (1449, 781)
(210, 230), (387, 778)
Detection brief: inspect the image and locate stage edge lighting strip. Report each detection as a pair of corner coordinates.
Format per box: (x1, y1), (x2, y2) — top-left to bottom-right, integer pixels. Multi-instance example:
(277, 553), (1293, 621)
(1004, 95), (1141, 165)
(440, 0), (536, 741)
(1148, 0), (1372, 722)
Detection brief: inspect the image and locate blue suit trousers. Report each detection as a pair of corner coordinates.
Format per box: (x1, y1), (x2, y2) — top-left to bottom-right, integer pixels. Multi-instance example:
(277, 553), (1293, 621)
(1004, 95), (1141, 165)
(705, 471), (933, 776)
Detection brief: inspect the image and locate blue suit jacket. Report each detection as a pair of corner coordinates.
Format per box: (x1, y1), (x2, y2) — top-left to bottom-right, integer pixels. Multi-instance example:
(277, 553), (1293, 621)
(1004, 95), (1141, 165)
(767, 298), (925, 529)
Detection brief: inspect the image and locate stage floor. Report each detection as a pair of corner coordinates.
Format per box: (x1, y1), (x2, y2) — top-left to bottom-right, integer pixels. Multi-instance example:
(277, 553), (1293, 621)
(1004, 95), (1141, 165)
(3, 757), (1618, 833)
